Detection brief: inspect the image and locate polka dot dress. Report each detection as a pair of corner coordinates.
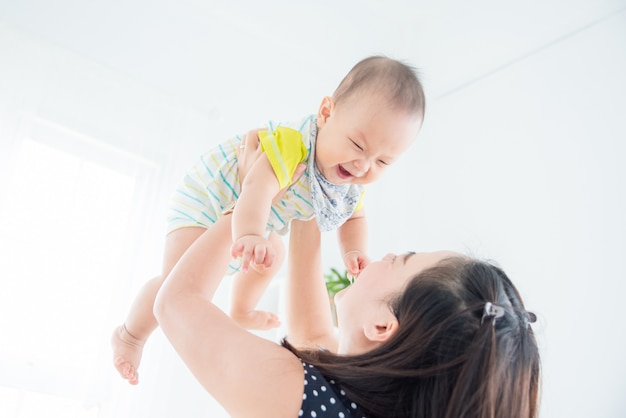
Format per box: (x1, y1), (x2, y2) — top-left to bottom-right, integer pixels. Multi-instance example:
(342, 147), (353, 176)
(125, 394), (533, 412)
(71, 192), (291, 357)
(299, 361), (366, 417)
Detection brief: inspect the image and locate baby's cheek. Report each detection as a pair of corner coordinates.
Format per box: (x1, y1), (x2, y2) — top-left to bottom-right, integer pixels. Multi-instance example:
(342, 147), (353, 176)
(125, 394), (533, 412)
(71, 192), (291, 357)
(366, 169), (385, 184)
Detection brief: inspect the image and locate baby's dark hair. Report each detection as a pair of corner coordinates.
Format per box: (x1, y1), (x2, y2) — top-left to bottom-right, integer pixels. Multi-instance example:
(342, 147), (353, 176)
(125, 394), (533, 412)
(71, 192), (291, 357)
(333, 56), (425, 119)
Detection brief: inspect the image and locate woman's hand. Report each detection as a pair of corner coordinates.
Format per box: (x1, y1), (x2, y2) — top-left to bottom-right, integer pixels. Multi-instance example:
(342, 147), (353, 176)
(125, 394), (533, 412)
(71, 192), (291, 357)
(236, 129), (264, 182)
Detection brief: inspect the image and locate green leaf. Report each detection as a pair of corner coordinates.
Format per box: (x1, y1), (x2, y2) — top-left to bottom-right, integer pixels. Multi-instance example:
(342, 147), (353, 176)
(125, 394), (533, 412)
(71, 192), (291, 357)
(324, 267), (352, 296)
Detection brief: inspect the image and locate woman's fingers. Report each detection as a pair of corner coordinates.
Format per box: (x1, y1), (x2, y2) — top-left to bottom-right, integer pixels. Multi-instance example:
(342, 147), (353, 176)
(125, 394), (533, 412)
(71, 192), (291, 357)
(237, 129), (263, 181)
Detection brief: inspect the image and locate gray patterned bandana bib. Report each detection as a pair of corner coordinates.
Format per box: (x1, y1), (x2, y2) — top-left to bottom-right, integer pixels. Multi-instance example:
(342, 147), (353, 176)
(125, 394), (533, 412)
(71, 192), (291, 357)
(307, 122), (364, 232)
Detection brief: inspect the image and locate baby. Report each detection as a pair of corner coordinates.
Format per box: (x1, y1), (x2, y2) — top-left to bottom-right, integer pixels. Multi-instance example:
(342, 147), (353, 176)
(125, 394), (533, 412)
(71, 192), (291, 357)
(112, 56), (425, 384)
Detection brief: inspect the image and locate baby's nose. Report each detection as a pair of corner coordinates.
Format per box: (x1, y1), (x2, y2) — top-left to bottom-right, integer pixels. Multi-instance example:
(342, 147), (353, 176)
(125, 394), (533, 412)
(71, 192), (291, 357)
(353, 159), (370, 176)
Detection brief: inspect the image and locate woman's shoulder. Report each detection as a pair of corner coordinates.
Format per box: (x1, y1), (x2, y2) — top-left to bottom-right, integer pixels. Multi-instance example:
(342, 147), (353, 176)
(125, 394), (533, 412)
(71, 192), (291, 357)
(300, 361), (366, 418)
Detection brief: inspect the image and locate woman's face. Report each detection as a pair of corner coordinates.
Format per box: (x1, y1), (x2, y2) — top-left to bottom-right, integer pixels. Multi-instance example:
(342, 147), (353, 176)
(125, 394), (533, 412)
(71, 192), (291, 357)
(334, 250), (459, 354)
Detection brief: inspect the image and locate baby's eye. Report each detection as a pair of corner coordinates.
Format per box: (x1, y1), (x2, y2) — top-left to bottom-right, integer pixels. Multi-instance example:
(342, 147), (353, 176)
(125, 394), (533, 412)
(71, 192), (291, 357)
(350, 140), (364, 151)
(378, 159), (389, 166)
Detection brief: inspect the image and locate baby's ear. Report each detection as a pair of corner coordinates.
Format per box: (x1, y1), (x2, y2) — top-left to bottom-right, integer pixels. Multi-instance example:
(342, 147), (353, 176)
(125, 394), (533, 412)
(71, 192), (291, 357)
(317, 96), (335, 126)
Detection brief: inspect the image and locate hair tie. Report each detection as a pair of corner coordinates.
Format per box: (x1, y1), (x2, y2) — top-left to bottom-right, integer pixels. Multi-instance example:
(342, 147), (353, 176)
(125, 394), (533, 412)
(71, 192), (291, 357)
(481, 302), (505, 324)
(524, 311), (537, 328)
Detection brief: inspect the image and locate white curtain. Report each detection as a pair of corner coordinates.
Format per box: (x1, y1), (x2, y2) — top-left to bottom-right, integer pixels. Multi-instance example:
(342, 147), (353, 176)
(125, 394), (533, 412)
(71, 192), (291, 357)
(0, 23), (232, 418)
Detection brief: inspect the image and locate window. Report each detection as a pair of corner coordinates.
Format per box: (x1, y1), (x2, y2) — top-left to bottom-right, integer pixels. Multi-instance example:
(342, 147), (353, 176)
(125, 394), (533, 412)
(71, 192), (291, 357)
(0, 128), (159, 417)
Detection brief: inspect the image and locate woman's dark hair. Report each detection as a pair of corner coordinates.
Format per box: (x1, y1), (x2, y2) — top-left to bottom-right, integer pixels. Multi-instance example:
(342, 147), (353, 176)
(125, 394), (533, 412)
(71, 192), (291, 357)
(283, 257), (540, 418)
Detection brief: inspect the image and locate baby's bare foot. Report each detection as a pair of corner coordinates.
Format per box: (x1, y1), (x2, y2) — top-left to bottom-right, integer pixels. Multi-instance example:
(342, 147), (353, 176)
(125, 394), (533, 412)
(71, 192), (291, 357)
(231, 310), (281, 330)
(111, 325), (145, 385)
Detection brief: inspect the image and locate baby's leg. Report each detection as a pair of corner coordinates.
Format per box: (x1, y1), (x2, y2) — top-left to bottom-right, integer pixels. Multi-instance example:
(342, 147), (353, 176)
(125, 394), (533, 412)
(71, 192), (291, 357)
(229, 232), (284, 330)
(111, 226), (207, 384)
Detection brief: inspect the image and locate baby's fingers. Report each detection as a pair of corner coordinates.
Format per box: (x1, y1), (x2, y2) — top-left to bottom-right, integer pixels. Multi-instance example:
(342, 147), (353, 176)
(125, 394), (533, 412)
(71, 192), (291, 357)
(253, 245), (275, 269)
(230, 242), (243, 259)
(231, 242), (252, 272)
(261, 248), (275, 269)
(357, 255), (371, 272)
(344, 258), (359, 277)
(241, 251), (253, 272)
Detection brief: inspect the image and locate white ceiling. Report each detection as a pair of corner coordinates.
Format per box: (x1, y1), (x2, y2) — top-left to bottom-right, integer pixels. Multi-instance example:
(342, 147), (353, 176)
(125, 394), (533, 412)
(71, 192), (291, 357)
(1, 0), (625, 117)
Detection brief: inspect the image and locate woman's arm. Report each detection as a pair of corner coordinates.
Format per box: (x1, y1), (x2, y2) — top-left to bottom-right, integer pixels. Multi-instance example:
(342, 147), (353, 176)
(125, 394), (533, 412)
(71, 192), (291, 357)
(235, 132), (335, 349)
(286, 219), (338, 352)
(154, 215), (304, 418)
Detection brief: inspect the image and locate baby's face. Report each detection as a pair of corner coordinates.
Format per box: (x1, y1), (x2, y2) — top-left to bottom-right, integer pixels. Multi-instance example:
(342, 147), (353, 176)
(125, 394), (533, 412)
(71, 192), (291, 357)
(314, 92), (422, 185)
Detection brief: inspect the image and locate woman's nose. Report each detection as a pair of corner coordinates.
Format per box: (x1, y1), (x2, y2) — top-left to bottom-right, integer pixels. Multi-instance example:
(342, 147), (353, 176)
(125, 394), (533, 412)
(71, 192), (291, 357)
(382, 253), (396, 262)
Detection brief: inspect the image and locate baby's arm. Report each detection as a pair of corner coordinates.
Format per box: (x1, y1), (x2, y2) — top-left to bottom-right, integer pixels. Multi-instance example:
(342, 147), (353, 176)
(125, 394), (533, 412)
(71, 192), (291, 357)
(338, 209), (371, 277)
(231, 153), (281, 271)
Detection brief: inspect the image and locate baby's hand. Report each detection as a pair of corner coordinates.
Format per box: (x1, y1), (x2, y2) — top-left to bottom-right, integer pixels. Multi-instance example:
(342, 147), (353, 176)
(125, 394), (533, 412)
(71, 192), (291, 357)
(231, 235), (275, 272)
(343, 250), (371, 279)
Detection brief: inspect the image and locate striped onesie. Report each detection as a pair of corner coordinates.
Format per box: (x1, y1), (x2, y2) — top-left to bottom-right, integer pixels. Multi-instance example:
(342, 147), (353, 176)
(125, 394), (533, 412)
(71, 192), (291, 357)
(167, 114), (364, 273)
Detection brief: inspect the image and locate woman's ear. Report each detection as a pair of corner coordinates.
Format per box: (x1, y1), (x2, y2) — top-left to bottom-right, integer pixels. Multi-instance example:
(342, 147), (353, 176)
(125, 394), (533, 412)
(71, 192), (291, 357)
(316, 96), (334, 127)
(363, 317), (399, 343)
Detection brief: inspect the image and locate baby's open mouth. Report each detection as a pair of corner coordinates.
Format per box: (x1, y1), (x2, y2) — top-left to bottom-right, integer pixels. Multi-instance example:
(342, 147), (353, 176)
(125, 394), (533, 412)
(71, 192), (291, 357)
(337, 165), (353, 179)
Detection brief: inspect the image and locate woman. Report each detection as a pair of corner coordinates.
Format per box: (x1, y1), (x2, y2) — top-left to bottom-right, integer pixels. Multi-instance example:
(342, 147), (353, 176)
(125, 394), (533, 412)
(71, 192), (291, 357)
(154, 225), (540, 417)
(152, 139), (540, 418)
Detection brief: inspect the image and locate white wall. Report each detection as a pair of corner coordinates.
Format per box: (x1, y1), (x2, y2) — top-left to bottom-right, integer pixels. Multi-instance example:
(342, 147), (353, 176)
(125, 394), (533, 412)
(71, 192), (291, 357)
(362, 10), (626, 418)
(1, 2), (625, 417)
